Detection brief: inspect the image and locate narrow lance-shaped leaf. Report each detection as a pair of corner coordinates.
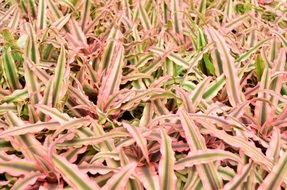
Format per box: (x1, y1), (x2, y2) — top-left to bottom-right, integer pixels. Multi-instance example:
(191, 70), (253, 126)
(258, 151), (287, 190)
(203, 75), (225, 100)
(205, 26), (244, 106)
(198, 0), (207, 15)
(236, 38), (271, 62)
(52, 154), (100, 190)
(1, 89), (28, 103)
(175, 150), (241, 170)
(39, 79), (53, 121)
(123, 123), (149, 163)
(139, 102), (153, 127)
(224, 162), (253, 190)
(51, 13), (71, 30)
(37, 0), (47, 29)
(5, 112), (49, 166)
(255, 54), (265, 81)
(175, 87), (194, 113)
(1, 48), (21, 91)
(269, 48), (286, 106)
(159, 129), (176, 190)
(0, 121), (59, 138)
(68, 18), (88, 47)
(23, 61), (40, 104)
(171, 0), (182, 33)
(47, 0), (63, 20)
(101, 162), (137, 190)
(150, 47), (189, 68)
(190, 77), (211, 107)
(98, 27), (121, 75)
(90, 122), (118, 167)
(52, 45), (66, 107)
(98, 44), (125, 110)
(0, 160), (37, 176)
(136, 166), (160, 190)
(57, 131), (130, 147)
(197, 120), (273, 170)
(118, 150), (142, 190)
(35, 104), (70, 123)
(179, 110), (223, 190)
(223, 14), (250, 30)
(270, 37), (278, 62)
(224, 0), (233, 21)
(255, 68), (271, 126)
(28, 0), (37, 17)
(138, 2), (151, 30)
(81, 0), (90, 30)
(274, 32), (287, 48)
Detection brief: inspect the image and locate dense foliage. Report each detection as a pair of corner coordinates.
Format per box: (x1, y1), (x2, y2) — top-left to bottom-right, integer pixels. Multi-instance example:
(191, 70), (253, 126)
(0, 0), (287, 189)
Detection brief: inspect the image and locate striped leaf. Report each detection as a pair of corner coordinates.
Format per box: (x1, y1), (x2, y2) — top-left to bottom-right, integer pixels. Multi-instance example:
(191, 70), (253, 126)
(81, 0), (90, 30)
(123, 123), (149, 162)
(150, 47), (189, 68)
(98, 27), (121, 74)
(258, 151), (287, 190)
(137, 166), (160, 190)
(102, 162), (137, 190)
(68, 18), (88, 47)
(1, 48), (21, 91)
(236, 38), (271, 62)
(255, 68), (271, 126)
(1, 89), (28, 103)
(5, 112), (47, 158)
(203, 75), (225, 100)
(159, 129), (176, 190)
(37, 0), (47, 29)
(52, 154), (100, 190)
(197, 120), (273, 170)
(205, 26), (244, 106)
(190, 77), (211, 107)
(57, 131), (130, 147)
(224, 162), (253, 190)
(0, 160), (37, 176)
(47, 0), (63, 20)
(35, 104), (70, 123)
(171, 0), (182, 33)
(98, 44), (125, 110)
(179, 110), (223, 190)
(91, 152), (119, 163)
(175, 150), (241, 170)
(23, 61), (40, 104)
(138, 2), (151, 30)
(52, 45), (67, 107)
(269, 48), (286, 106)
(0, 121), (59, 137)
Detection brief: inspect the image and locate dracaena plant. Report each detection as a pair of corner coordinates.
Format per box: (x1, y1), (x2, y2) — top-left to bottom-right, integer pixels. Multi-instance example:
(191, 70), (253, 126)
(0, 0), (287, 189)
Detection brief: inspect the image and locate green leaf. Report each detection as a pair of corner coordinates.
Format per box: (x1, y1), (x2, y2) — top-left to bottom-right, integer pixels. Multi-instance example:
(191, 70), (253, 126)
(1, 48), (21, 91)
(255, 55), (265, 81)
